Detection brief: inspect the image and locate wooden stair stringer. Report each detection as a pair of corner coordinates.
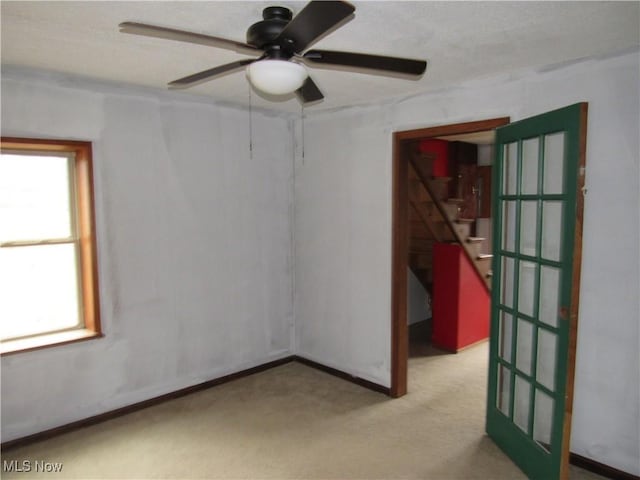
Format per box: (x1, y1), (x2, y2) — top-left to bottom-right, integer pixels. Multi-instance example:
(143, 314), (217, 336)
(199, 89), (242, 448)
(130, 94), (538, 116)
(409, 157), (492, 293)
(406, 160), (450, 296)
(409, 200), (443, 243)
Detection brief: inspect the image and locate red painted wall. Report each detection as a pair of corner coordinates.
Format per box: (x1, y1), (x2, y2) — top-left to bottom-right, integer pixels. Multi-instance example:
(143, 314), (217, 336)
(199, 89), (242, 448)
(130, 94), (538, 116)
(432, 243), (490, 352)
(418, 139), (450, 177)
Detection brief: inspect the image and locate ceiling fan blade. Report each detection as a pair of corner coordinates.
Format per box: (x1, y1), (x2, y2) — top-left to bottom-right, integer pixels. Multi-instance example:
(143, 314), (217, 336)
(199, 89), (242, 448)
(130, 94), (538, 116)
(168, 59), (256, 89)
(296, 76), (324, 104)
(119, 22), (260, 56)
(303, 50), (427, 76)
(277, 1), (355, 53)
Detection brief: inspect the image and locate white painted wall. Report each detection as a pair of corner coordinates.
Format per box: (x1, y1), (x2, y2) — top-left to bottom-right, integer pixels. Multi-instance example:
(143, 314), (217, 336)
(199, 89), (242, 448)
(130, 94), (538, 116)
(476, 144), (494, 254)
(2, 49), (638, 474)
(294, 50), (639, 474)
(294, 111), (393, 385)
(0, 70), (295, 442)
(477, 143), (494, 166)
(407, 269), (431, 325)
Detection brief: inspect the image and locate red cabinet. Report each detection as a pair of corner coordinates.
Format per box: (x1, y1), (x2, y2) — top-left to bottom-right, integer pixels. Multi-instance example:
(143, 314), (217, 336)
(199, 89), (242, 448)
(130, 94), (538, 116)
(432, 243), (490, 352)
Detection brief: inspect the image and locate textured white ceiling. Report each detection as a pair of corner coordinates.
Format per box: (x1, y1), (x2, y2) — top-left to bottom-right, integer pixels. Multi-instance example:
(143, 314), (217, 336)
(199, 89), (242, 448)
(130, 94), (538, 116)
(2, 1), (639, 113)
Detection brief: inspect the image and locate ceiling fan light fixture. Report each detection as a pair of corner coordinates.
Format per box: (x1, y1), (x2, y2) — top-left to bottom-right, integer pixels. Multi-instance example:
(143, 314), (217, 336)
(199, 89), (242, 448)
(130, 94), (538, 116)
(121, 1), (426, 104)
(247, 59), (307, 96)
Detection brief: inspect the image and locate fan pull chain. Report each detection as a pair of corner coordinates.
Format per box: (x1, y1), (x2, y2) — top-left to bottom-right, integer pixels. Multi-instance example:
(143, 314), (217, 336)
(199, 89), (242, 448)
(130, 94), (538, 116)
(301, 105), (305, 165)
(248, 84), (253, 160)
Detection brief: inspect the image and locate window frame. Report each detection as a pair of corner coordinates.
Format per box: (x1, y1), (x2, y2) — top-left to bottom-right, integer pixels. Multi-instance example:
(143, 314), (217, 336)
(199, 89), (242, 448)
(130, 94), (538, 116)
(1, 137), (102, 355)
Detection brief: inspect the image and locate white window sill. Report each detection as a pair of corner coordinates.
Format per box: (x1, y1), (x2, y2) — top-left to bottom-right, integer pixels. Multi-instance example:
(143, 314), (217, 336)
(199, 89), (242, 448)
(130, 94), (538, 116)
(1, 329), (103, 356)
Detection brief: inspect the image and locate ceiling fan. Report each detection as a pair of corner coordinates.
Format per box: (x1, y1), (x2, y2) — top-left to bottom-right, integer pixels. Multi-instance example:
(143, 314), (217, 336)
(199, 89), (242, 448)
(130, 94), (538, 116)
(119, 0), (427, 104)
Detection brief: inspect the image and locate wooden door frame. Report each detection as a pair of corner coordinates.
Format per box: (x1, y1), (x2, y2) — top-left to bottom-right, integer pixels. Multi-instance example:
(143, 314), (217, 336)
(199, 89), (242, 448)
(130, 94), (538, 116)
(390, 117), (511, 397)
(559, 103), (588, 478)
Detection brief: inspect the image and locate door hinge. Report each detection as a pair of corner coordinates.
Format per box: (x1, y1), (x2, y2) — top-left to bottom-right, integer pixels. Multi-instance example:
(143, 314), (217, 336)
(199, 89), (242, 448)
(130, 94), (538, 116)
(559, 306), (569, 320)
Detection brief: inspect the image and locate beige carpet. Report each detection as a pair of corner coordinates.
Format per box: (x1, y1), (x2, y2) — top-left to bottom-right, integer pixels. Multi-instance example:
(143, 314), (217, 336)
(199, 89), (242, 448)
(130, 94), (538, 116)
(2, 341), (606, 479)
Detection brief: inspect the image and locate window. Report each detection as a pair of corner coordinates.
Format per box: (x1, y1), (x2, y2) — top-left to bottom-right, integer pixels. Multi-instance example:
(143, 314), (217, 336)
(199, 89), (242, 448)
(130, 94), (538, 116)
(0, 138), (101, 354)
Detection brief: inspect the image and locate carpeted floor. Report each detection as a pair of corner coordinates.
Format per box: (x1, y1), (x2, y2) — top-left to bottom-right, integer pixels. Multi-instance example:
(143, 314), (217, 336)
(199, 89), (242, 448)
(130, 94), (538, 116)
(2, 334), (606, 479)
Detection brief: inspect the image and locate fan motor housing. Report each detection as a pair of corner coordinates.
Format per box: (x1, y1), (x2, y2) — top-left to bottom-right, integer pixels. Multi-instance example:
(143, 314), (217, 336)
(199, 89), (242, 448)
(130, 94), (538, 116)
(246, 6), (294, 57)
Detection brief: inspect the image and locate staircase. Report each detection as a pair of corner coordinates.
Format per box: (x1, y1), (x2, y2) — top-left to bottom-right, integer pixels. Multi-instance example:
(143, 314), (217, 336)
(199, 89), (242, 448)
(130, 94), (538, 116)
(408, 152), (493, 294)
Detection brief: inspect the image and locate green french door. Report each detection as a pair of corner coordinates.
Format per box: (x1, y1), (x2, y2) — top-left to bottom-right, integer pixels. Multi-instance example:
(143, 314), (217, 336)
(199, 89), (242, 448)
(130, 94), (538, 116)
(486, 103), (588, 480)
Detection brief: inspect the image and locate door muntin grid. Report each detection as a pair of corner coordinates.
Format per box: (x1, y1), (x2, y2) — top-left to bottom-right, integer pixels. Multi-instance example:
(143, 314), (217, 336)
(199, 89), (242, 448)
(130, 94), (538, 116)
(493, 131), (568, 454)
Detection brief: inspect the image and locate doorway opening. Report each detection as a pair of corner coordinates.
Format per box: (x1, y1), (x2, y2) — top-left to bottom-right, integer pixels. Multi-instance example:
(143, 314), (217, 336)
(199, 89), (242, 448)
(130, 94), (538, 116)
(391, 117), (510, 397)
(392, 105), (589, 479)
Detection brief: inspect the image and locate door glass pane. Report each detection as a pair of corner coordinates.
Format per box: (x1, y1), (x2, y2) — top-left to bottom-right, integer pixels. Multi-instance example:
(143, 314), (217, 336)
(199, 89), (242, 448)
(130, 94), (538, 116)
(536, 329), (558, 392)
(521, 138), (540, 195)
(0, 154), (73, 242)
(533, 389), (554, 452)
(502, 201), (516, 252)
(518, 261), (537, 317)
(543, 132), (565, 194)
(0, 243), (81, 340)
(520, 201), (538, 257)
(504, 142), (518, 195)
(514, 375), (531, 434)
(501, 256), (515, 308)
(488, 105), (584, 480)
(499, 312), (514, 363)
(516, 319), (534, 375)
(497, 365), (512, 417)
(542, 201), (563, 261)
(539, 266), (560, 327)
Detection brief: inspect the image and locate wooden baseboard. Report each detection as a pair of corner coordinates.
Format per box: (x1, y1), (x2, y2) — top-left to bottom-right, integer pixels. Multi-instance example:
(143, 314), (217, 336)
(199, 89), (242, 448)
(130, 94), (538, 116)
(570, 452), (639, 480)
(1, 356), (295, 451)
(6, 357), (633, 480)
(1, 355), (389, 451)
(293, 355), (391, 395)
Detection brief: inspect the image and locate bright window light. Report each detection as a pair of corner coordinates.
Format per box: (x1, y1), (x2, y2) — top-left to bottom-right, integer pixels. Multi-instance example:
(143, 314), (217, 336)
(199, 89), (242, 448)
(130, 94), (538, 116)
(0, 153), (81, 341)
(0, 139), (101, 353)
